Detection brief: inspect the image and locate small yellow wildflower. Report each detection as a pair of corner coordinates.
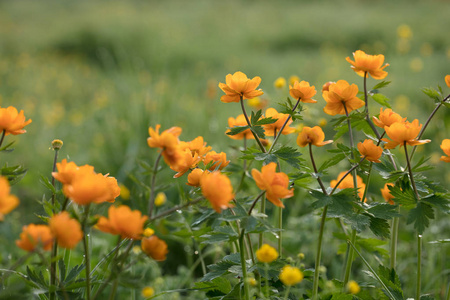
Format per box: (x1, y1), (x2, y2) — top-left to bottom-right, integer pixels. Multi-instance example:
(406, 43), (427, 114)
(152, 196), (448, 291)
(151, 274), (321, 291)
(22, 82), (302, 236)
(397, 24), (412, 40)
(51, 139), (63, 150)
(132, 245), (141, 254)
(409, 57), (423, 72)
(248, 97), (262, 108)
(119, 184), (130, 200)
(347, 280), (361, 294)
(248, 278), (257, 286)
(144, 228), (155, 237)
(142, 286), (155, 298)
(256, 244), (279, 263)
(289, 75), (300, 86)
(154, 192), (166, 207)
(279, 265), (303, 286)
(274, 77), (287, 89)
(318, 118), (327, 127)
(297, 253), (305, 260)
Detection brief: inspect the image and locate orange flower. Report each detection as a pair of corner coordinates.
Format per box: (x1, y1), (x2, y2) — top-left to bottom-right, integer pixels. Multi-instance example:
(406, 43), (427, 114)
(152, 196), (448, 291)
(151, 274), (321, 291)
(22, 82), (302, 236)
(141, 235), (168, 261)
(96, 205), (148, 240)
(346, 50), (389, 79)
(322, 81), (335, 93)
(296, 126), (332, 147)
(445, 75), (450, 88)
(16, 224), (53, 252)
(0, 177), (19, 220)
(63, 172), (120, 205)
(49, 212), (83, 249)
(372, 108), (405, 128)
(289, 80), (317, 103)
(187, 168), (209, 187)
(218, 71), (264, 103)
(323, 80), (364, 116)
(357, 139), (383, 163)
(330, 171), (366, 200)
(440, 139), (450, 162)
(52, 159), (95, 185)
(203, 151), (230, 171)
(0, 106), (32, 136)
(179, 136), (212, 156)
(251, 162), (294, 208)
(200, 171), (234, 213)
(226, 114), (254, 140)
(147, 124), (182, 149)
(382, 119), (431, 149)
(263, 108), (296, 136)
(170, 149), (201, 178)
(381, 183), (395, 205)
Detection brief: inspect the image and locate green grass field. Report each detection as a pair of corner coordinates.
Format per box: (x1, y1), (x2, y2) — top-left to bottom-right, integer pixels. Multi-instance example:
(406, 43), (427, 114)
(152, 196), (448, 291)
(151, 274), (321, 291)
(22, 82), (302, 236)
(0, 0), (449, 298)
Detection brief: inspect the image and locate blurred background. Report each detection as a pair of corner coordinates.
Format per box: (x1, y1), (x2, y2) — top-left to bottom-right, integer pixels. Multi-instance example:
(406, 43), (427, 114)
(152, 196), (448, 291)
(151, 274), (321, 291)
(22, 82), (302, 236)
(0, 0), (449, 297)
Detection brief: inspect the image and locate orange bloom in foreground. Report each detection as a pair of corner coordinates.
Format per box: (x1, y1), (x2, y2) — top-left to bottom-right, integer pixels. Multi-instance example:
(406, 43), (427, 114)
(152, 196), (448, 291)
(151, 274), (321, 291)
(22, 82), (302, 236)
(218, 71), (264, 103)
(381, 183), (395, 205)
(251, 162), (294, 208)
(372, 108), (405, 128)
(346, 50), (389, 80)
(49, 212), (83, 249)
(187, 168), (209, 187)
(179, 136), (212, 156)
(0, 106), (32, 136)
(296, 126), (333, 147)
(141, 235), (168, 261)
(330, 171), (366, 200)
(289, 81), (317, 103)
(147, 124), (182, 149)
(382, 119), (431, 149)
(200, 171), (234, 213)
(263, 108), (296, 136)
(440, 139), (450, 162)
(445, 75), (450, 88)
(203, 151), (230, 171)
(52, 159), (95, 185)
(96, 205), (148, 240)
(226, 114), (255, 140)
(16, 224), (53, 252)
(323, 80), (364, 116)
(357, 139), (383, 163)
(0, 177), (19, 221)
(170, 149), (201, 178)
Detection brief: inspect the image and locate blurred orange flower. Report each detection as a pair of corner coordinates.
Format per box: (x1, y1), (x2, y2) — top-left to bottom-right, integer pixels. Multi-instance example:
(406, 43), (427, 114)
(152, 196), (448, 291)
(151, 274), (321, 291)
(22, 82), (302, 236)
(49, 212), (83, 249)
(357, 139), (383, 163)
(170, 149), (201, 178)
(296, 126), (332, 147)
(147, 124), (182, 149)
(440, 139), (450, 162)
(52, 159), (94, 185)
(445, 75), (450, 88)
(200, 171), (234, 213)
(322, 81), (334, 93)
(0, 106), (32, 136)
(179, 136), (212, 156)
(263, 108), (296, 136)
(16, 224), (53, 252)
(226, 114), (254, 140)
(251, 162), (293, 208)
(203, 151), (230, 171)
(96, 205), (148, 240)
(289, 80), (317, 103)
(346, 50), (389, 79)
(141, 235), (168, 261)
(372, 108), (405, 128)
(382, 119), (430, 149)
(187, 168), (208, 187)
(330, 171), (366, 200)
(322, 80), (364, 116)
(0, 177), (19, 221)
(218, 71), (264, 103)
(381, 183), (395, 205)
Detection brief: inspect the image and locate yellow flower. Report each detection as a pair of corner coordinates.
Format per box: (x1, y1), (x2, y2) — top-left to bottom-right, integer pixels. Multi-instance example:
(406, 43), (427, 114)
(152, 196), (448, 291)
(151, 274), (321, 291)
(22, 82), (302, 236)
(0, 106), (32, 136)
(119, 184), (130, 200)
(247, 97), (268, 110)
(0, 176), (19, 221)
(347, 280), (361, 294)
(142, 287), (155, 298)
(200, 171), (234, 213)
(279, 265), (303, 286)
(357, 139), (383, 163)
(289, 80), (317, 103)
(154, 192), (166, 207)
(382, 119), (431, 149)
(51, 139), (63, 150)
(49, 212), (83, 249)
(249, 278), (257, 286)
(297, 126), (333, 148)
(346, 50), (389, 80)
(397, 24), (412, 39)
(218, 71), (264, 103)
(440, 139), (450, 162)
(318, 118), (327, 127)
(274, 77), (287, 89)
(144, 228), (155, 237)
(322, 80), (364, 116)
(256, 244), (279, 263)
(289, 75), (300, 86)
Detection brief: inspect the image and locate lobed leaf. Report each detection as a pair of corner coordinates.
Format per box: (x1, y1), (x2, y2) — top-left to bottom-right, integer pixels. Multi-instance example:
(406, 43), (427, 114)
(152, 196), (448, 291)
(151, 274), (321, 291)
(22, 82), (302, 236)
(371, 94), (391, 108)
(406, 202), (434, 234)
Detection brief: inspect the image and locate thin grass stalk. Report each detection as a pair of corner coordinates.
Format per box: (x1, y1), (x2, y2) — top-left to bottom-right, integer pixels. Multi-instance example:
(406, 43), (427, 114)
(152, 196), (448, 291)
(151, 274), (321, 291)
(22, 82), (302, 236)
(312, 205), (328, 300)
(239, 228), (250, 300)
(50, 147), (60, 300)
(268, 98), (301, 153)
(148, 151), (163, 217)
(0, 130), (5, 148)
(82, 204), (92, 300)
(239, 96), (266, 153)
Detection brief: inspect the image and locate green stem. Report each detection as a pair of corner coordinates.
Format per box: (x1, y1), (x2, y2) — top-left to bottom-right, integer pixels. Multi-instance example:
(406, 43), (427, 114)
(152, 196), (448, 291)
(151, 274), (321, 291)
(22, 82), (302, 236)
(239, 229), (250, 300)
(278, 207), (283, 258)
(343, 229), (357, 285)
(82, 204), (92, 300)
(268, 98), (301, 153)
(240, 96), (266, 153)
(50, 148), (60, 300)
(259, 196), (266, 249)
(404, 143), (420, 200)
(264, 263), (270, 297)
(389, 214), (400, 269)
(148, 151), (163, 217)
(309, 144), (327, 194)
(416, 234), (422, 300)
(283, 285), (291, 300)
(0, 130), (6, 149)
(312, 205), (328, 299)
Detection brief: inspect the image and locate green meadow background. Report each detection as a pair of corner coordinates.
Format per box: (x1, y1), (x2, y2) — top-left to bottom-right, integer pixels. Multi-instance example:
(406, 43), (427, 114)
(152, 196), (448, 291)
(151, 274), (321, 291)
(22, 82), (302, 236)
(0, 0), (449, 298)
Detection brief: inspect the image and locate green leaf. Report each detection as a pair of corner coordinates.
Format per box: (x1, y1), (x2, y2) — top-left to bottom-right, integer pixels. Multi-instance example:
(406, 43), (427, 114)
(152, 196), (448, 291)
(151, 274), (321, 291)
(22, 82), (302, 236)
(0, 141), (15, 152)
(422, 193), (450, 213)
(377, 265), (404, 300)
(272, 146), (303, 169)
(226, 125), (250, 136)
(388, 183), (416, 208)
(367, 216), (390, 238)
(422, 87), (442, 103)
(254, 117), (277, 126)
(371, 94), (391, 108)
(250, 110), (262, 125)
(366, 203), (400, 220)
(201, 254), (241, 282)
(194, 277), (231, 294)
(344, 213), (371, 232)
(372, 81), (391, 91)
(406, 202), (434, 234)
(65, 264), (85, 283)
(310, 190), (332, 209)
(40, 175), (57, 194)
(318, 153), (346, 173)
(0, 164), (27, 185)
(358, 237), (388, 257)
(252, 125), (266, 139)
